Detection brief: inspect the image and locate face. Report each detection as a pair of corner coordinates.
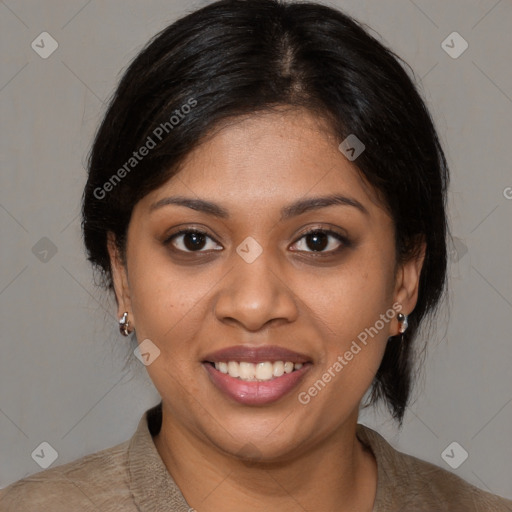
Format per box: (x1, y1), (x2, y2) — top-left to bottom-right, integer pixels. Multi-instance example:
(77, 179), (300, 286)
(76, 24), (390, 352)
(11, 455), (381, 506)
(109, 108), (424, 461)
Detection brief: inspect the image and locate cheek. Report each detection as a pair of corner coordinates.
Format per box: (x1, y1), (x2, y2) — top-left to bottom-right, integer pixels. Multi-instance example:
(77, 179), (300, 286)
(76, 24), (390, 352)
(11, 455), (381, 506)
(126, 245), (212, 350)
(303, 249), (395, 395)
(296, 280), (392, 431)
(309, 250), (395, 341)
(127, 255), (212, 403)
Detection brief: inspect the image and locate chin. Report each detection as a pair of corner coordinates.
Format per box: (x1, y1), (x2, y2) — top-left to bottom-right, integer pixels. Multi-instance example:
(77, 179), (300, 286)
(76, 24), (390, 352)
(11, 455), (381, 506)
(203, 417), (314, 463)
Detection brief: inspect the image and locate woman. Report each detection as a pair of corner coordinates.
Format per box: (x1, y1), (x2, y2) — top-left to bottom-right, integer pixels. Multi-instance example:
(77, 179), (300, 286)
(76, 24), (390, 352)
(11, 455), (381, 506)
(1, 0), (510, 510)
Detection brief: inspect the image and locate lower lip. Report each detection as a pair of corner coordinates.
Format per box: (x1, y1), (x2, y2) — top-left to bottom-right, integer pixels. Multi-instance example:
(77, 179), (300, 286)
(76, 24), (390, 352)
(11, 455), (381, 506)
(203, 363), (311, 406)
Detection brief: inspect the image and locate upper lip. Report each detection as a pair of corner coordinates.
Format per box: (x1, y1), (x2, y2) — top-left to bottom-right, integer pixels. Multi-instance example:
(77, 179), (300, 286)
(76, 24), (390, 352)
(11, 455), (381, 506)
(202, 345), (311, 364)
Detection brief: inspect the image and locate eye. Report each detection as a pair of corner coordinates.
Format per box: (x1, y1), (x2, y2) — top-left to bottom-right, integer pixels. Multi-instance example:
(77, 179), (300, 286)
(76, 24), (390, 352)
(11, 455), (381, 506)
(164, 227), (350, 255)
(166, 229), (223, 253)
(291, 228), (349, 254)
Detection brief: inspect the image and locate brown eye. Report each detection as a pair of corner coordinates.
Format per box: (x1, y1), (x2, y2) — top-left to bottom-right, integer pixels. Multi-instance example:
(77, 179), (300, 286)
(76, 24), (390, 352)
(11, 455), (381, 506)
(291, 229), (349, 254)
(166, 229), (223, 253)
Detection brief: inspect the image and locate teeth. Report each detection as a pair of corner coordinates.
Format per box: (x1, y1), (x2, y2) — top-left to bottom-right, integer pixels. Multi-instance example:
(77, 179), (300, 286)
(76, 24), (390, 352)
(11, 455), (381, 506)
(227, 361), (239, 378)
(239, 362), (255, 380)
(273, 361), (284, 377)
(213, 361), (305, 381)
(255, 361), (273, 380)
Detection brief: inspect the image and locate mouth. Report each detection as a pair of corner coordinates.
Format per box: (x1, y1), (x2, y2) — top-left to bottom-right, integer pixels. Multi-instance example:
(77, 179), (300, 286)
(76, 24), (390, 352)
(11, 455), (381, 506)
(202, 345), (312, 405)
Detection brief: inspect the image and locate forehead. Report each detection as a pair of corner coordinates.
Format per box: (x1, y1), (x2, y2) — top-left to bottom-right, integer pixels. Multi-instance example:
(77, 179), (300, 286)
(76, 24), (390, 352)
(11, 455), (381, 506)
(139, 108), (385, 218)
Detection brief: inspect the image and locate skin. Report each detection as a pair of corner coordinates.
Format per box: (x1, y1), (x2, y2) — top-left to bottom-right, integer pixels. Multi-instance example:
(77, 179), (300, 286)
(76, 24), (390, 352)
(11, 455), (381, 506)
(108, 107), (425, 512)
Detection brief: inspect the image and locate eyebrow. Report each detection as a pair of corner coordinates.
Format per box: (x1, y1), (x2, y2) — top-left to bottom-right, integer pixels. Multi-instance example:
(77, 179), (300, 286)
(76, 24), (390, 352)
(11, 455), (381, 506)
(149, 193), (369, 220)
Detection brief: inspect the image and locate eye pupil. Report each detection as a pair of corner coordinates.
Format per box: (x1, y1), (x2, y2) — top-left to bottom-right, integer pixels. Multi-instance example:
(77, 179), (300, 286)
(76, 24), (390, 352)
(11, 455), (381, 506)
(306, 232), (328, 251)
(184, 232), (206, 251)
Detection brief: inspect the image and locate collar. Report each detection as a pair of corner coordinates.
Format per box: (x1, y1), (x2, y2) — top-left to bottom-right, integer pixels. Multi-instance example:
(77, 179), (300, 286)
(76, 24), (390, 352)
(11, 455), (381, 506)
(356, 422), (395, 510)
(128, 402), (191, 511)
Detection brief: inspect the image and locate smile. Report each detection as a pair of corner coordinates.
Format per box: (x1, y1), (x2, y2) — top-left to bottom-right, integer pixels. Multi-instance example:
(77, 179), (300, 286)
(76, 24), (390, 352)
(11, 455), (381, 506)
(202, 345), (312, 405)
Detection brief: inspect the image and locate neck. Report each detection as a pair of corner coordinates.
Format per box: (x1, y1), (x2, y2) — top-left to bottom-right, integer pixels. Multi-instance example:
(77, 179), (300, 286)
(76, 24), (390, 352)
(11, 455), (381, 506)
(153, 405), (377, 512)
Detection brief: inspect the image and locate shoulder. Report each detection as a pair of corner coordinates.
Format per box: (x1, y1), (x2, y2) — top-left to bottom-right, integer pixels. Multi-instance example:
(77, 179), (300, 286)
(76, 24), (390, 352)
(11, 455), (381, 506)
(0, 439), (136, 512)
(357, 424), (512, 512)
(392, 449), (512, 511)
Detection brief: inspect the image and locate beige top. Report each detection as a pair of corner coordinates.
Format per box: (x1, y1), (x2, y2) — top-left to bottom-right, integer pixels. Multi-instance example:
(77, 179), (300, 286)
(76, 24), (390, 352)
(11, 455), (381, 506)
(1, 402), (510, 511)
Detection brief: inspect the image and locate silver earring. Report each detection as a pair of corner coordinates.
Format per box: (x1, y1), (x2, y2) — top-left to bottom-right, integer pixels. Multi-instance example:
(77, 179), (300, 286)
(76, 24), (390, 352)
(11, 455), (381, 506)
(119, 312), (131, 336)
(397, 312), (408, 334)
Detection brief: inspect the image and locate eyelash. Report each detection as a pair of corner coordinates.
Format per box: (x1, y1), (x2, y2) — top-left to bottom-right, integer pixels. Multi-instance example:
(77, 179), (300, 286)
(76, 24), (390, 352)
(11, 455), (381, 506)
(164, 227), (351, 256)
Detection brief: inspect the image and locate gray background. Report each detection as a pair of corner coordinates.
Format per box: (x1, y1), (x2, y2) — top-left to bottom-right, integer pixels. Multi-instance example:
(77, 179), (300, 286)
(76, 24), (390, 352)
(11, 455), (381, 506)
(1, 0), (511, 500)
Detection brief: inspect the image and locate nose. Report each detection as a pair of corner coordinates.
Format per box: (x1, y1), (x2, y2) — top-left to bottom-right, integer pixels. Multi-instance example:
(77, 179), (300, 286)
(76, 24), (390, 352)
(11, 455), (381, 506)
(213, 249), (299, 332)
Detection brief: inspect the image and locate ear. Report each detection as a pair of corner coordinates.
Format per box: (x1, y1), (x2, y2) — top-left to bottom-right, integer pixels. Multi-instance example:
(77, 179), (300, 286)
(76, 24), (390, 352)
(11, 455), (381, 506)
(107, 232), (133, 322)
(393, 236), (426, 329)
